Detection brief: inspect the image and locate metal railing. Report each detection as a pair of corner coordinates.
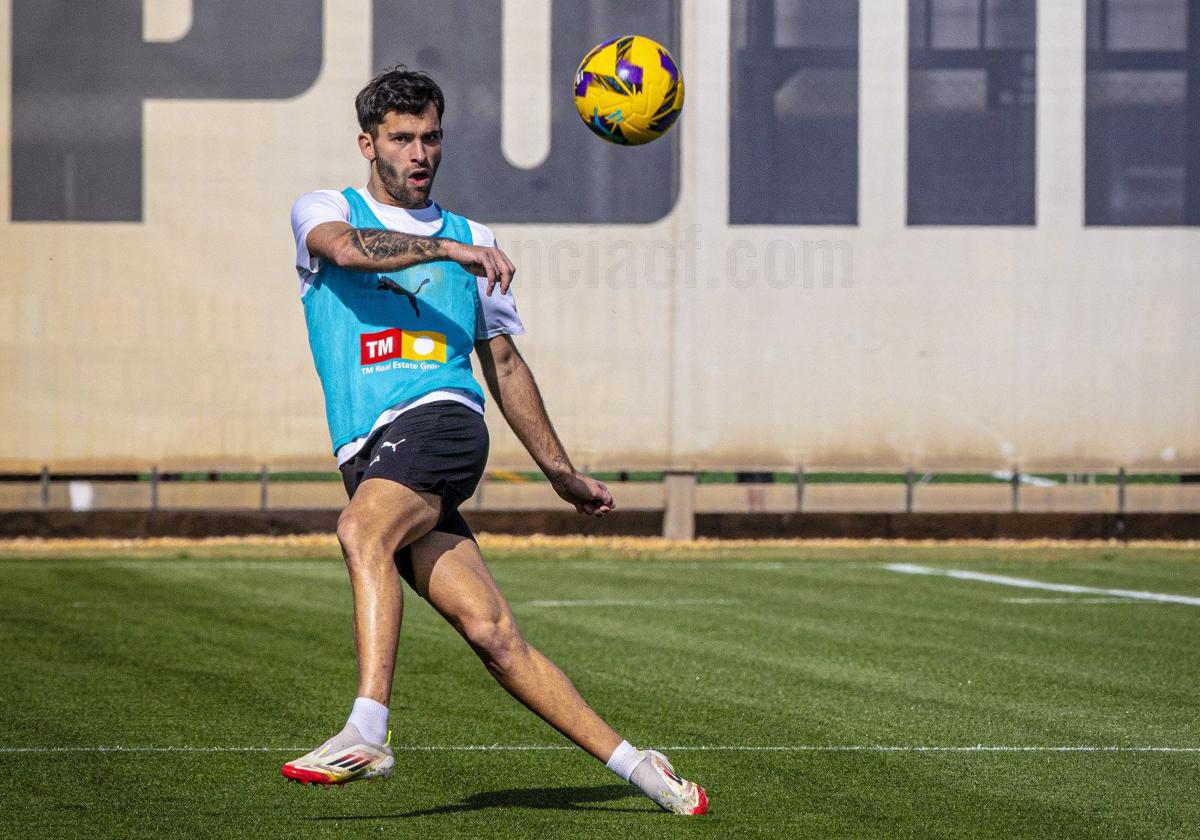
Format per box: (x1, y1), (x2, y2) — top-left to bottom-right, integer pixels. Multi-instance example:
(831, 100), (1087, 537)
(1, 465), (1192, 509)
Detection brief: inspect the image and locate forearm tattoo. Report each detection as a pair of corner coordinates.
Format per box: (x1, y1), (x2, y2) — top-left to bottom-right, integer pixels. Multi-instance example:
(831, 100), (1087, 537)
(351, 228), (442, 263)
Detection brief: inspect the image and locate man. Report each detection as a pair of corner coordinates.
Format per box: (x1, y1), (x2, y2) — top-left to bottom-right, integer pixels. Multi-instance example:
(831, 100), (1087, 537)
(283, 67), (707, 816)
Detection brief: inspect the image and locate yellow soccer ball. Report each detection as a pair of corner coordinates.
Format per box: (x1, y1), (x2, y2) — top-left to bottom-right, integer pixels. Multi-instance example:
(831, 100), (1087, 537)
(573, 35), (684, 146)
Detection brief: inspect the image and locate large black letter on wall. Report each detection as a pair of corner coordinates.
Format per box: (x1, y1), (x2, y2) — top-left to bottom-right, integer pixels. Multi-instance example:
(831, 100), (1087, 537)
(1085, 0), (1199, 226)
(12, 0), (322, 222)
(907, 0), (1037, 225)
(729, 0), (860, 225)
(373, 0), (681, 223)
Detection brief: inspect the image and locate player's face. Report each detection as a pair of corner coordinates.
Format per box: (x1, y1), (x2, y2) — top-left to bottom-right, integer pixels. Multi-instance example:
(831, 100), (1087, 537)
(360, 103), (443, 208)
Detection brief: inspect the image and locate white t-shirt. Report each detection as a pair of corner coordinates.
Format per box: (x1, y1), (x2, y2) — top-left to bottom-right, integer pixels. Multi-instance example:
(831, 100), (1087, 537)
(291, 188), (525, 464)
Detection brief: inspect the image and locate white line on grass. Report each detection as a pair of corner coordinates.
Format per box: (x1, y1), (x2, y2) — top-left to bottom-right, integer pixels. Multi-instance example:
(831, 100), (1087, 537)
(1, 744), (1198, 754)
(657, 562), (790, 571)
(563, 561), (791, 571)
(518, 598), (740, 608)
(1001, 597), (1166, 605)
(884, 563), (1200, 606)
(666, 745), (1200, 754)
(102, 561), (341, 572)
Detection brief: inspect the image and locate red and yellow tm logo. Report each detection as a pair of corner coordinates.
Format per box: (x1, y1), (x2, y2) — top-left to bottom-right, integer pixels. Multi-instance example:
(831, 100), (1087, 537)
(360, 328), (447, 365)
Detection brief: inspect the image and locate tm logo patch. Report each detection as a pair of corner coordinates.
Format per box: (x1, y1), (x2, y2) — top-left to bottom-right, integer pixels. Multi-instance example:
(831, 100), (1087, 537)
(360, 328), (448, 366)
(361, 328), (404, 364)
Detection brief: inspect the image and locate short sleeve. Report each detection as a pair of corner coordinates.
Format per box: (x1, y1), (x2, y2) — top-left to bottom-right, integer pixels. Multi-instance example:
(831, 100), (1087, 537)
(291, 190), (351, 273)
(466, 222), (526, 340)
(475, 278), (526, 340)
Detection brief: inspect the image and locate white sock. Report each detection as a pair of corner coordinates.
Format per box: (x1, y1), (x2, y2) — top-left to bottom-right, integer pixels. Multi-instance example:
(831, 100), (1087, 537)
(346, 697), (389, 745)
(605, 740), (645, 782)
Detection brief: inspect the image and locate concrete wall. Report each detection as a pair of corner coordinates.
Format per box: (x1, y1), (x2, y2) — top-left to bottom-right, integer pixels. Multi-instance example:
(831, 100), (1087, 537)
(1, 0), (1197, 472)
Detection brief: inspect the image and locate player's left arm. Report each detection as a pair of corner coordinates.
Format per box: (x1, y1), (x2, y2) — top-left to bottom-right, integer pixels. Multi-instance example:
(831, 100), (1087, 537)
(475, 335), (614, 517)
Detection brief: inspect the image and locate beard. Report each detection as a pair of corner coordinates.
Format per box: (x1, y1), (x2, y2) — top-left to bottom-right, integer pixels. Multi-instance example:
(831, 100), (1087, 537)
(375, 155), (436, 208)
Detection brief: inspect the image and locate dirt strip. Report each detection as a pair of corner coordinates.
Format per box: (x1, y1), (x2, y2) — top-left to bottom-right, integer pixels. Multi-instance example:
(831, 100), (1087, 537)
(0, 533), (1197, 560)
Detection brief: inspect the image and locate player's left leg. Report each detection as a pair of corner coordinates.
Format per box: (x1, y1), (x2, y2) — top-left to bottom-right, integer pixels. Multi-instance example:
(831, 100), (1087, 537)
(407, 528), (708, 815)
(410, 528), (618, 759)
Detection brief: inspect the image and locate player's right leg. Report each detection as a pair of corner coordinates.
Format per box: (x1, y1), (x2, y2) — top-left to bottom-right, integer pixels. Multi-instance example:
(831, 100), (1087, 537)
(283, 401), (488, 786)
(336, 477), (441, 705)
(281, 477), (441, 786)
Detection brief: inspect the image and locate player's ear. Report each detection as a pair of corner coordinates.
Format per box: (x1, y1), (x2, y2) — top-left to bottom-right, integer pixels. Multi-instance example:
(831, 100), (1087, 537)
(357, 131), (375, 162)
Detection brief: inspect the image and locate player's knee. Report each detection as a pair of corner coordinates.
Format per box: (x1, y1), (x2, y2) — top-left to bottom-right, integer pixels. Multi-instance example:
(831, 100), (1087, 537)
(464, 615), (527, 674)
(335, 509), (361, 552)
(336, 510), (385, 564)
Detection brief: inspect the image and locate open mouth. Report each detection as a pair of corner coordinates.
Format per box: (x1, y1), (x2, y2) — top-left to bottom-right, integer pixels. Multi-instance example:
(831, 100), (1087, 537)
(408, 170), (431, 186)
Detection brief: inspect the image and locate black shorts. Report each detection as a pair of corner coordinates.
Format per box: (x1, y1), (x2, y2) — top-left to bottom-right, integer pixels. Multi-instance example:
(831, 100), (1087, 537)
(339, 400), (488, 586)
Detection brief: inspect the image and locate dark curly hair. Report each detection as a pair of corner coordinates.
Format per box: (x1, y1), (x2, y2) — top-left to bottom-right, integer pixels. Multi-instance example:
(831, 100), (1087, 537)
(355, 66), (445, 136)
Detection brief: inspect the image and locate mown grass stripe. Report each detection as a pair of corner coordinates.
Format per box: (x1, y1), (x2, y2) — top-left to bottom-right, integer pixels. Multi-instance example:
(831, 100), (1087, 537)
(3, 744), (1198, 754)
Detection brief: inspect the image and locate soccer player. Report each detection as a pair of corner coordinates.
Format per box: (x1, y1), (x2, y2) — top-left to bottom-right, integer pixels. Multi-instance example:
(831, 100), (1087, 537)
(283, 67), (707, 815)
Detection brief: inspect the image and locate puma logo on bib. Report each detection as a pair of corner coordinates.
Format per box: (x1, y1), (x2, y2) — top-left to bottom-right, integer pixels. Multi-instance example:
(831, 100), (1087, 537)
(377, 276), (430, 317)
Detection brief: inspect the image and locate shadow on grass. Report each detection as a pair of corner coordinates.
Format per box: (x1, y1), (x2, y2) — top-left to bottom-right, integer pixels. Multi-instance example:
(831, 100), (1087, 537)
(305, 784), (646, 820)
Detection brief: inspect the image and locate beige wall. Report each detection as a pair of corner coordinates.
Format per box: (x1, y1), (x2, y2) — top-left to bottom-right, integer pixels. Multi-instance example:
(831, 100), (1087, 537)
(1, 0), (1197, 471)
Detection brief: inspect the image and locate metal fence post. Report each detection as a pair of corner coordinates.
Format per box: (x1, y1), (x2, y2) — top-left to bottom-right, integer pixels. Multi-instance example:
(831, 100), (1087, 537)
(259, 465), (269, 512)
(795, 465), (805, 513)
(40, 465), (50, 509)
(1011, 466), (1020, 513)
(1116, 466), (1127, 538)
(905, 467), (915, 514)
(663, 470), (696, 541)
(150, 465), (159, 512)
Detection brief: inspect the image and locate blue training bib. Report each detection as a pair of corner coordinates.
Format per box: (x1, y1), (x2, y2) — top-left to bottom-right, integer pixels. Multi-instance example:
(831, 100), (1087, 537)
(302, 189), (484, 454)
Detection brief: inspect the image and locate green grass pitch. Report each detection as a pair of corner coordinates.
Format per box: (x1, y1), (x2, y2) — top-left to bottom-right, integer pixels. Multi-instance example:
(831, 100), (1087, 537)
(1, 539), (1198, 839)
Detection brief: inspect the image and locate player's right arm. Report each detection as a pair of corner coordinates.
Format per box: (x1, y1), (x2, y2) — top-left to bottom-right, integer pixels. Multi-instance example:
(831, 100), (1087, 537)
(305, 221), (515, 295)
